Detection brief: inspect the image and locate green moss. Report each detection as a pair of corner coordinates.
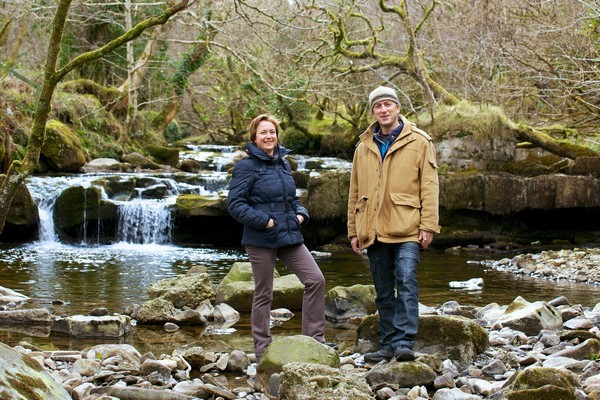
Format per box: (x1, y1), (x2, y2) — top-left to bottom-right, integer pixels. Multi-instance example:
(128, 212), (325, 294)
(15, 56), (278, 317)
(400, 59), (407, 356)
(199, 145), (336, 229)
(512, 367), (579, 391)
(6, 372), (49, 400)
(506, 386), (575, 400)
(416, 101), (515, 141)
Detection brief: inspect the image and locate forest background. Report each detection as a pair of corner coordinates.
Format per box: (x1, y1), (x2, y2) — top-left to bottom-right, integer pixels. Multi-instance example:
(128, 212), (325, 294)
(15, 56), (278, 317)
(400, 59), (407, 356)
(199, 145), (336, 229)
(0, 0), (599, 233)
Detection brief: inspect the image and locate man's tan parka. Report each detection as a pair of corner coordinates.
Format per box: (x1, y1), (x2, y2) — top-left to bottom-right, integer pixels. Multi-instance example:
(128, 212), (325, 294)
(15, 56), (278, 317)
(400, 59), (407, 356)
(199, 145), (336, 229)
(347, 115), (441, 249)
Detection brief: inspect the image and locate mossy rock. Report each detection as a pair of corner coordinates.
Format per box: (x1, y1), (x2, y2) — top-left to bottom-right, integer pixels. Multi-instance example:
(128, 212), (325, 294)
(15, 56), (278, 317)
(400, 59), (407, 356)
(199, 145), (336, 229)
(53, 186), (117, 225)
(175, 194), (227, 217)
(41, 119), (87, 172)
(305, 170), (350, 220)
(506, 367), (580, 400)
(146, 144), (180, 168)
(0, 342), (71, 400)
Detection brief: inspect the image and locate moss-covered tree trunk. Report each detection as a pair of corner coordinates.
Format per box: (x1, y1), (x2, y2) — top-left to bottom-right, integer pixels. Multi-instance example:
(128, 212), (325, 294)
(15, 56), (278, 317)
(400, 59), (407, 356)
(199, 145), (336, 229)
(0, 0), (190, 234)
(513, 124), (598, 159)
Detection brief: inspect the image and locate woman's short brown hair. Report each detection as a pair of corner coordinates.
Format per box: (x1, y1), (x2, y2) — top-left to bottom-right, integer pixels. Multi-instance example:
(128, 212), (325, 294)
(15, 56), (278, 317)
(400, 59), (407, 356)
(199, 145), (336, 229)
(249, 114), (281, 142)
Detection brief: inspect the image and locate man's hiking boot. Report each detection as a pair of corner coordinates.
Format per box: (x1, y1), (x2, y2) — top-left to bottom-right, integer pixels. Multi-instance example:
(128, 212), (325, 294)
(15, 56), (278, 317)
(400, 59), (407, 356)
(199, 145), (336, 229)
(394, 347), (416, 361)
(363, 347), (394, 363)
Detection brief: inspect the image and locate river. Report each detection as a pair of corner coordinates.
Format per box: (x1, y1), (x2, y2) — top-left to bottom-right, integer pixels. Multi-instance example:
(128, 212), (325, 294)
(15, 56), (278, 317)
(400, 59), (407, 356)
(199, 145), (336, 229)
(1, 240), (599, 354)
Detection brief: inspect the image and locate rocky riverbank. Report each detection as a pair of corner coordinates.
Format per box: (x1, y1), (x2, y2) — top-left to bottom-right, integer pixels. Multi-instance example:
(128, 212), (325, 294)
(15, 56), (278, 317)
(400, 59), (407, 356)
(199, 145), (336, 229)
(1, 248), (599, 400)
(482, 247), (600, 285)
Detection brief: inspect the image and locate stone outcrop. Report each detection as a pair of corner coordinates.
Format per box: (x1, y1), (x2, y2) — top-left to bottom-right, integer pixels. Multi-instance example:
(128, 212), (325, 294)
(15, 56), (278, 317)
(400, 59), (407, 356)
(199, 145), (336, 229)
(439, 173), (600, 215)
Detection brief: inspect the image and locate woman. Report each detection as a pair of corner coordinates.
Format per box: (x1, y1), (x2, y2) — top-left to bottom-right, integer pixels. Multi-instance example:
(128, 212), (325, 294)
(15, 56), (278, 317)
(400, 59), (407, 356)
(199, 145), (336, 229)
(227, 114), (327, 361)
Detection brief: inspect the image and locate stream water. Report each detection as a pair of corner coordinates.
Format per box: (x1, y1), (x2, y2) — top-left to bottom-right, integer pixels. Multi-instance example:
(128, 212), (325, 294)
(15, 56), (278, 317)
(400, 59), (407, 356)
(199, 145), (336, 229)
(1, 145), (598, 354)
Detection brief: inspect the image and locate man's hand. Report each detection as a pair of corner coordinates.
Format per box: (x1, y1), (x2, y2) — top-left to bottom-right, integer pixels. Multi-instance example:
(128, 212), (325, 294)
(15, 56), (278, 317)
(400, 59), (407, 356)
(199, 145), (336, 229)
(350, 237), (363, 256)
(419, 230), (433, 248)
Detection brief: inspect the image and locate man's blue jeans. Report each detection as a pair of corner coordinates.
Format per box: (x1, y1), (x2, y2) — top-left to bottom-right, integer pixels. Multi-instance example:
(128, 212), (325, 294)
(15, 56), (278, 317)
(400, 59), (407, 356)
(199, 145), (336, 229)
(367, 241), (420, 350)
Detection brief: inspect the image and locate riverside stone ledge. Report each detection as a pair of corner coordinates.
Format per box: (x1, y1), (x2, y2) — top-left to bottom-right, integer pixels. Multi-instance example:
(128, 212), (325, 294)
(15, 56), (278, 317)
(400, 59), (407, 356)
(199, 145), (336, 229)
(0, 308), (53, 325)
(51, 315), (132, 338)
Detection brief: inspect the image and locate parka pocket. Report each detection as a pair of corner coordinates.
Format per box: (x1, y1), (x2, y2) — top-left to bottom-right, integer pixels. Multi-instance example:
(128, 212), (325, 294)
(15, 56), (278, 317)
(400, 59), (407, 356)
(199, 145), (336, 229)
(385, 193), (421, 236)
(354, 196), (370, 242)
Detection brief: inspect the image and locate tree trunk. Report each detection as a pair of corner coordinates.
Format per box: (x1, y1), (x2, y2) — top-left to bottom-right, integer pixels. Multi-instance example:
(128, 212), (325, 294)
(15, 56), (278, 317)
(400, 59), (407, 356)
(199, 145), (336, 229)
(513, 123), (598, 159)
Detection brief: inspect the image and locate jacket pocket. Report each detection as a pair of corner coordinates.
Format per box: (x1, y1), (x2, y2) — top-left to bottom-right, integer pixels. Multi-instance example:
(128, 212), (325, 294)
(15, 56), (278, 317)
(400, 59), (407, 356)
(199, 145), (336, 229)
(385, 193), (421, 236)
(354, 196), (370, 242)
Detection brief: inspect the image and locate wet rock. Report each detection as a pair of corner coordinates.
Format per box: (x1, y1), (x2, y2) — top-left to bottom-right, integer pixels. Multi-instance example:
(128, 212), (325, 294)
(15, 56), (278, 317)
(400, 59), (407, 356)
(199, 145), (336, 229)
(148, 272), (216, 309)
(324, 284), (377, 322)
(255, 335), (340, 391)
(0, 178), (39, 242)
(135, 298), (207, 325)
(414, 315), (489, 366)
(278, 362), (372, 400)
(497, 296), (563, 335)
(51, 314), (132, 338)
(0, 308), (52, 325)
(365, 360), (437, 389)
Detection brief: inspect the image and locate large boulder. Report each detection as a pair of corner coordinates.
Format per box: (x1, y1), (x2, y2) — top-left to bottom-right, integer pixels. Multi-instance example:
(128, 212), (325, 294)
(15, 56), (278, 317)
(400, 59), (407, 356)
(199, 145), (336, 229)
(0, 342), (72, 400)
(148, 271), (216, 308)
(414, 315), (489, 366)
(256, 335), (340, 391)
(304, 170), (350, 220)
(496, 296), (563, 335)
(355, 314), (488, 366)
(278, 362), (372, 400)
(52, 185), (118, 243)
(0, 176), (39, 242)
(324, 284), (377, 322)
(41, 119), (87, 172)
(216, 263), (305, 312)
(146, 144), (180, 168)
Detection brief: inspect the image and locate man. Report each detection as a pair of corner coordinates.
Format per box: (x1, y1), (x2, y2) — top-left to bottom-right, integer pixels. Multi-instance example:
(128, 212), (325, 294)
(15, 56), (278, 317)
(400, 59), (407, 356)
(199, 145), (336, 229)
(348, 86), (440, 363)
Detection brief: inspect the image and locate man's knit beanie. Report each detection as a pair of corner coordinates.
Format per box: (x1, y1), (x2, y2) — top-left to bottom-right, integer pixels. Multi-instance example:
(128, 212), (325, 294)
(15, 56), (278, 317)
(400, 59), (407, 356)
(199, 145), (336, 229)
(369, 86), (399, 111)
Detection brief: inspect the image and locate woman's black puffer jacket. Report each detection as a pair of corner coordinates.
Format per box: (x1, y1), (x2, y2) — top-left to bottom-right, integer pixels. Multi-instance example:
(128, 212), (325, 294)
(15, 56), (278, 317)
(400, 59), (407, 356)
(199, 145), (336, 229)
(227, 142), (309, 249)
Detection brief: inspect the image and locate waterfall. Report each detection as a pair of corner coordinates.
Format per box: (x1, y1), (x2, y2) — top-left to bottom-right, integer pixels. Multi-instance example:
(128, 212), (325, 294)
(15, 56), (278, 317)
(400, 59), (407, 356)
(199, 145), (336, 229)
(116, 200), (173, 244)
